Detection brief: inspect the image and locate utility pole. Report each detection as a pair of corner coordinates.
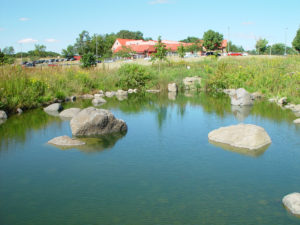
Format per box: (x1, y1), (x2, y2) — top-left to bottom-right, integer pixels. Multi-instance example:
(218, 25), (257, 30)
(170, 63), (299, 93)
(95, 34), (98, 59)
(284, 27), (288, 56)
(227, 26), (230, 53)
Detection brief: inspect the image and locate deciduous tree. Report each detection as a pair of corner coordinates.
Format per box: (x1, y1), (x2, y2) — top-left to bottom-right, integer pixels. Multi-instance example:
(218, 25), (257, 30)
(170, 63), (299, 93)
(203, 30), (223, 51)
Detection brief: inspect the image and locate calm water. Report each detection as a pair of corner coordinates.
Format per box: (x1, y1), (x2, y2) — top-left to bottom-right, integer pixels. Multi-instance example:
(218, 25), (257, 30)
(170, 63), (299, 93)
(0, 93), (299, 225)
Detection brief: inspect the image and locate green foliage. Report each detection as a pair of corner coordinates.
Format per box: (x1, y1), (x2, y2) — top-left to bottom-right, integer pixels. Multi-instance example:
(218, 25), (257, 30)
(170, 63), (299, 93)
(180, 36), (199, 43)
(292, 28), (300, 52)
(177, 44), (186, 58)
(74, 30), (92, 56)
(118, 64), (152, 89)
(255, 38), (268, 54)
(2, 46), (15, 55)
(62, 45), (76, 58)
(228, 41), (244, 52)
(114, 46), (134, 58)
(0, 50), (15, 65)
(116, 30), (144, 40)
(151, 36), (168, 72)
(80, 53), (96, 68)
(203, 30), (224, 51)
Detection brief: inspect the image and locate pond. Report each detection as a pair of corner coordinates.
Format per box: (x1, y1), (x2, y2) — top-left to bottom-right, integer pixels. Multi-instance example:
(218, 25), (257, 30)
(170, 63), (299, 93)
(0, 93), (299, 225)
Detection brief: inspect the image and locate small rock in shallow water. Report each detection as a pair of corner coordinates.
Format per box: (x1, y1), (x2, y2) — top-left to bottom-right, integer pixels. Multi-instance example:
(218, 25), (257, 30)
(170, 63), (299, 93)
(293, 118), (300, 124)
(282, 193), (300, 216)
(0, 110), (8, 120)
(230, 88), (254, 106)
(92, 97), (107, 106)
(48, 136), (85, 146)
(59, 108), (81, 119)
(17, 108), (23, 114)
(44, 103), (63, 112)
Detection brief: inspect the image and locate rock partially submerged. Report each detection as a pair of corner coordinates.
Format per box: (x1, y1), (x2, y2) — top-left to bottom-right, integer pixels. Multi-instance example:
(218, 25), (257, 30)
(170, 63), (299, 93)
(44, 103), (63, 116)
(92, 97), (107, 106)
(48, 136), (85, 147)
(70, 107), (127, 136)
(282, 193), (300, 217)
(183, 77), (201, 90)
(0, 110), (7, 125)
(146, 89), (160, 93)
(105, 91), (116, 98)
(168, 83), (178, 92)
(208, 124), (271, 151)
(59, 108), (81, 119)
(229, 88), (254, 106)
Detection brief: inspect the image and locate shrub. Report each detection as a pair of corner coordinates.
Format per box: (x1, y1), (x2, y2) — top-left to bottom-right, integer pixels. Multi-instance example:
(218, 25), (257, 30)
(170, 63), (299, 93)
(80, 53), (96, 68)
(117, 64), (152, 89)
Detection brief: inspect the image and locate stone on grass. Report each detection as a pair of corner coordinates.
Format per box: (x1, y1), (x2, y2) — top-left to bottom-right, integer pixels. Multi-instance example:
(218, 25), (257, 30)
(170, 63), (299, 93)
(59, 108), (81, 119)
(230, 88), (254, 106)
(48, 136), (85, 146)
(105, 91), (116, 98)
(116, 90), (128, 96)
(293, 118), (300, 124)
(282, 193), (300, 217)
(70, 107), (127, 136)
(94, 93), (105, 98)
(168, 83), (178, 92)
(81, 94), (94, 99)
(208, 124), (271, 150)
(183, 77), (201, 90)
(277, 97), (287, 106)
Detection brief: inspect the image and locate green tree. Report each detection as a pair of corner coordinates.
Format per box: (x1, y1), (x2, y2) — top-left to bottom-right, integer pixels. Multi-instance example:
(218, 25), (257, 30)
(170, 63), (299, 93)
(270, 43), (285, 55)
(292, 28), (300, 52)
(75, 30), (92, 55)
(33, 44), (47, 57)
(80, 52), (96, 68)
(177, 44), (186, 58)
(114, 46), (134, 58)
(2, 46), (15, 55)
(151, 36), (167, 72)
(180, 36), (199, 43)
(227, 41), (244, 52)
(0, 50), (15, 65)
(62, 45), (76, 58)
(203, 30), (224, 51)
(116, 30), (144, 40)
(255, 38), (268, 54)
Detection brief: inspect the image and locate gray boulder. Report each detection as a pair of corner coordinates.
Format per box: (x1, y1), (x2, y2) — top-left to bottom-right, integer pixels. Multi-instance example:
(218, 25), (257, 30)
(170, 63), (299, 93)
(105, 91), (116, 98)
(230, 88), (254, 106)
(70, 107), (127, 136)
(208, 124), (271, 150)
(94, 93), (105, 98)
(0, 110), (7, 120)
(48, 136), (85, 146)
(44, 103), (63, 112)
(59, 108), (81, 119)
(183, 77), (201, 90)
(168, 83), (178, 92)
(17, 108), (23, 114)
(116, 90), (128, 96)
(282, 193), (300, 216)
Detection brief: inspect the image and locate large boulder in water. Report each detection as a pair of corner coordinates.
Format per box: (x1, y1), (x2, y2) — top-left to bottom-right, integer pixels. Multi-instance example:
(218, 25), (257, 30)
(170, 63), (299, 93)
(168, 83), (178, 92)
(70, 107), (127, 136)
(282, 193), (300, 217)
(59, 108), (81, 119)
(230, 88), (254, 106)
(208, 124), (271, 150)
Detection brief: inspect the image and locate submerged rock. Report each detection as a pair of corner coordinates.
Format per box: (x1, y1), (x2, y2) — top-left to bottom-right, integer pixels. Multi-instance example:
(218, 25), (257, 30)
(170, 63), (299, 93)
(168, 83), (178, 92)
(183, 77), (201, 90)
(282, 193), (300, 217)
(48, 136), (85, 147)
(230, 88), (254, 106)
(59, 108), (81, 119)
(81, 94), (94, 99)
(105, 91), (116, 98)
(70, 107), (127, 136)
(208, 124), (271, 150)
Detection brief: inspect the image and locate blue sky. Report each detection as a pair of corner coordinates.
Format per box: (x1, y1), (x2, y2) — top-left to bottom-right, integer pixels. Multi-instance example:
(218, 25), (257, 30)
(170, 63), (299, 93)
(0, 0), (299, 53)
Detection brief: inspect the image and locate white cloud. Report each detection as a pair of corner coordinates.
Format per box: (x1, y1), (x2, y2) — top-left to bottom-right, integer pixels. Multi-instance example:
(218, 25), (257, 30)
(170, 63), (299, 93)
(19, 17), (30, 21)
(242, 21), (254, 25)
(45, 38), (59, 43)
(149, 0), (170, 4)
(18, 38), (38, 44)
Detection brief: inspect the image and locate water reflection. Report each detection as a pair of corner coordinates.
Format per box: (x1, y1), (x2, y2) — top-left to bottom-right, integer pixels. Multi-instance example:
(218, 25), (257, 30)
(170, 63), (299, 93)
(209, 140), (270, 157)
(231, 105), (252, 122)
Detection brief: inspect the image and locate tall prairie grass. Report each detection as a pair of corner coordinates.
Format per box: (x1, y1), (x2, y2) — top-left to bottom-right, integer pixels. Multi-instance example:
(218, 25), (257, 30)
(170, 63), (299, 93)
(0, 56), (299, 113)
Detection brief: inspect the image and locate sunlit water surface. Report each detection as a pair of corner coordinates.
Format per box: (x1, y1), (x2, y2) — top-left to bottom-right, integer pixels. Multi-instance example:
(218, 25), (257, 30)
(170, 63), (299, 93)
(0, 93), (299, 225)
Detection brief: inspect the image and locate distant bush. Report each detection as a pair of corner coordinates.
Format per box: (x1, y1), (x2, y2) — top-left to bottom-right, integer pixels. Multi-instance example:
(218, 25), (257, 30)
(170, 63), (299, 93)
(117, 64), (152, 89)
(81, 53), (96, 68)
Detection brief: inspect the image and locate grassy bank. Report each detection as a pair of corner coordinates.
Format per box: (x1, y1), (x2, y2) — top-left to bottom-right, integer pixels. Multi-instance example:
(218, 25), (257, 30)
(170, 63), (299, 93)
(0, 56), (299, 113)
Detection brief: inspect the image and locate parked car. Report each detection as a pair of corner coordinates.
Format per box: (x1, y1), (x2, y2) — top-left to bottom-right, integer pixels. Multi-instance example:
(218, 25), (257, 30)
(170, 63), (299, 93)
(205, 52), (221, 56)
(228, 52), (243, 56)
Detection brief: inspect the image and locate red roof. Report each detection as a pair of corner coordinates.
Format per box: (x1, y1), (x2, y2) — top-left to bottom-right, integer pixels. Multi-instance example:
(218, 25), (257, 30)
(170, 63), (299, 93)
(116, 38), (138, 45)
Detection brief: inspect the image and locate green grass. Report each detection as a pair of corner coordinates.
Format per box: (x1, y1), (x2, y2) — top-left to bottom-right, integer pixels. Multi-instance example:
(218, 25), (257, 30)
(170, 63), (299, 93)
(0, 56), (299, 113)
